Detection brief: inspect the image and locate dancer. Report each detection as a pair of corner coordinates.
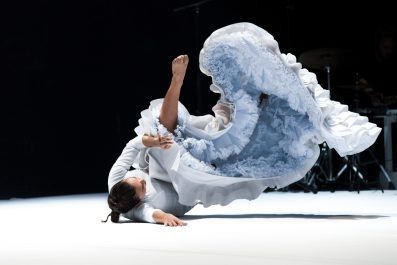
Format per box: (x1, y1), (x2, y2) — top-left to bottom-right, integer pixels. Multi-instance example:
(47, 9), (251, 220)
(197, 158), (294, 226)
(105, 23), (381, 226)
(104, 55), (191, 226)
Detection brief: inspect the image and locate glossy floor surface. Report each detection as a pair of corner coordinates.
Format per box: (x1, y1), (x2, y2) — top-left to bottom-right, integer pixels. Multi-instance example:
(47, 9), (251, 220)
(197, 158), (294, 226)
(1, 190), (396, 265)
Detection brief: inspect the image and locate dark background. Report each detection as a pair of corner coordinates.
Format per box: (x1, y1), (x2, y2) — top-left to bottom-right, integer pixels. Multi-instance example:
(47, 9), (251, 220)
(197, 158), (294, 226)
(1, 0), (395, 198)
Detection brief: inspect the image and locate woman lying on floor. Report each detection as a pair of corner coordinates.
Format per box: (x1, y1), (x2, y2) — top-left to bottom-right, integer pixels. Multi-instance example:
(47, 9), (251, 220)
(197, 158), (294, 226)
(104, 23), (381, 226)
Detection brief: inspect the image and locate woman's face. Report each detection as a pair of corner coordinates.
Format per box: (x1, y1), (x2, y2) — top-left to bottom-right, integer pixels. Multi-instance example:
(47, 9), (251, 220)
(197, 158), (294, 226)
(125, 177), (146, 200)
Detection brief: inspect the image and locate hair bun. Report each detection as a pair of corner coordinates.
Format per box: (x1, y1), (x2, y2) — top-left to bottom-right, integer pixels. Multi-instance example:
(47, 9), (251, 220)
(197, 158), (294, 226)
(110, 210), (120, 223)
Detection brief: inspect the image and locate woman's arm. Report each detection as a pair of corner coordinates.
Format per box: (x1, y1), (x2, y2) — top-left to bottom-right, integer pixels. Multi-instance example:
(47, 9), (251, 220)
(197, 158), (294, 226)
(108, 136), (146, 191)
(124, 203), (187, 226)
(108, 135), (174, 191)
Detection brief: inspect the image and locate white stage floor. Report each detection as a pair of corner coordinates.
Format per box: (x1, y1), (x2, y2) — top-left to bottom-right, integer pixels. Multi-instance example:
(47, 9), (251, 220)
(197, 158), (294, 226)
(1, 190), (397, 265)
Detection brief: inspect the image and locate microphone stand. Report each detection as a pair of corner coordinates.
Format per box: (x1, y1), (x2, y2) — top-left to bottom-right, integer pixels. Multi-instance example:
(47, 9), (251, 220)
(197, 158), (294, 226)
(173, 0), (214, 114)
(325, 65), (334, 186)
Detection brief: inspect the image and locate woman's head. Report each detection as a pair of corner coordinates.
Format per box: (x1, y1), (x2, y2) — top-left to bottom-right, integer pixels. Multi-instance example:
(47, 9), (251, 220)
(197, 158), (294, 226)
(103, 177), (146, 223)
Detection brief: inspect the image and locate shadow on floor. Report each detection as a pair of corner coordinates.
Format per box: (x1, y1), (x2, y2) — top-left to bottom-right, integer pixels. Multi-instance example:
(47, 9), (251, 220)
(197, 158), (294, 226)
(183, 213), (388, 220)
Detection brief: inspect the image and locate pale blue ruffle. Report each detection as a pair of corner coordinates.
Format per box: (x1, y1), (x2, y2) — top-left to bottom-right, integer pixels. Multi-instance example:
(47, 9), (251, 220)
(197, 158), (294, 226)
(132, 22), (381, 207)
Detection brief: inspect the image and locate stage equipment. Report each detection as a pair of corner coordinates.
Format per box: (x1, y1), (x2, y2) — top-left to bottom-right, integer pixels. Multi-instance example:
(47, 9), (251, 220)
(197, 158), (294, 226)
(334, 108), (396, 192)
(299, 48), (355, 186)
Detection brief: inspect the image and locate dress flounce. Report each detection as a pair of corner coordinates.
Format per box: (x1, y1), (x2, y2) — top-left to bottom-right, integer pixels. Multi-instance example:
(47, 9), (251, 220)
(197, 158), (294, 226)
(132, 22), (381, 207)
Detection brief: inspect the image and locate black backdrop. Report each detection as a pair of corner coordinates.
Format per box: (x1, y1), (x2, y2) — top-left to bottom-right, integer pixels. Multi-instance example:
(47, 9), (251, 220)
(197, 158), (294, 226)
(0, 0), (394, 198)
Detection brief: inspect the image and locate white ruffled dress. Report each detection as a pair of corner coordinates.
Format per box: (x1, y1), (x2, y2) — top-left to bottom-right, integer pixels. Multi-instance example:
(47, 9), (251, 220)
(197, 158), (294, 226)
(134, 22), (381, 208)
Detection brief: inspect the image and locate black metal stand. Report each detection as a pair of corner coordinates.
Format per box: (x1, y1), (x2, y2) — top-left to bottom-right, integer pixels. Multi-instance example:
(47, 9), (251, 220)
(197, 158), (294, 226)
(303, 142), (331, 192)
(361, 147), (396, 191)
(294, 180), (318, 194)
(325, 66), (334, 182)
(336, 147), (395, 193)
(336, 154), (368, 193)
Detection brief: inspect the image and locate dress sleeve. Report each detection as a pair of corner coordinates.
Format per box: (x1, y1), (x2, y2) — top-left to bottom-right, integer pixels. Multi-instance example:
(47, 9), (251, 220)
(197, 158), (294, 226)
(108, 136), (146, 191)
(123, 203), (159, 223)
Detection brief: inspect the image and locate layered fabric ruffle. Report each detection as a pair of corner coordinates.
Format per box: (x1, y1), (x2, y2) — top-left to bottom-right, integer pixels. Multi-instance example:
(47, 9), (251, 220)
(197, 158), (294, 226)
(133, 22), (381, 207)
(294, 61), (381, 156)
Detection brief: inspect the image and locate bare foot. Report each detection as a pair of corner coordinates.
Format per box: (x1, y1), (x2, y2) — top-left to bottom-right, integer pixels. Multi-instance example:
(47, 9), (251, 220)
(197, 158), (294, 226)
(172, 55), (189, 83)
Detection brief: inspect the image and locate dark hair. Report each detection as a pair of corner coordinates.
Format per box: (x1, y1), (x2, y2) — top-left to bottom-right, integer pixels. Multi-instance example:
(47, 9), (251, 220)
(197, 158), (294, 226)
(102, 179), (142, 223)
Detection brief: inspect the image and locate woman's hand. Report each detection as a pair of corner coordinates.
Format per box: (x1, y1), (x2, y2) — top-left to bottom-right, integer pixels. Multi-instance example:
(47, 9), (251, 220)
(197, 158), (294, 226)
(162, 213), (187, 227)
(153, 210), (187, 227)
(142, 134), (174, 149)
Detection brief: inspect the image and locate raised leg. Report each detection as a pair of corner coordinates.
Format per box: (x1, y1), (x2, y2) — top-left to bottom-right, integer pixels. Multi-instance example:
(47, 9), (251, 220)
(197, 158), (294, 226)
(159, 55), (189, 133)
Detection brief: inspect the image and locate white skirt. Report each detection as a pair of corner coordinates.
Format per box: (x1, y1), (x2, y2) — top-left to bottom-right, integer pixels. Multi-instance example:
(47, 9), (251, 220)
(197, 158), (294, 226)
(133, 22), (381, 207)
